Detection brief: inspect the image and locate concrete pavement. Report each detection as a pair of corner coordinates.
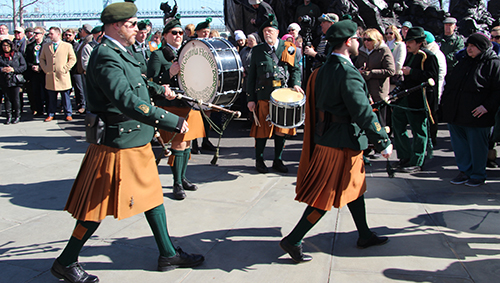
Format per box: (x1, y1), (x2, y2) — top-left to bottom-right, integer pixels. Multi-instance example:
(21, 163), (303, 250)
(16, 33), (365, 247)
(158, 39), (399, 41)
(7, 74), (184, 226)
(1, 112), (499, 283)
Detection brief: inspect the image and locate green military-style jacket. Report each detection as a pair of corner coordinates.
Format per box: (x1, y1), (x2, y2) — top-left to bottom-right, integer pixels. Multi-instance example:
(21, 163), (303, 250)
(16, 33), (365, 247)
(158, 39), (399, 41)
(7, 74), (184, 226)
(314, 54), (390, 152)
(436, 32), (464, 73)
(147, 46), (186, 108)
(131, 41), (152, 75)
(86, 37), (182, 149)
(246, 39), (301, 102)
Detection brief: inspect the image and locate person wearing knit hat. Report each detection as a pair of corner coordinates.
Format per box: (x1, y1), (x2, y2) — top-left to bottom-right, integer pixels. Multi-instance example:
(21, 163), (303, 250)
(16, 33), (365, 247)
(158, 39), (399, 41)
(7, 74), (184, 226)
(391, 26), (439, 173)
(249, 0), (275, 28)
(247, 12), (303, 174)
(440, 32), (500, 187)
(195, 17), (211, 38)
(234, 30), (246, 42)
(280, 18), (393, 263)
(50, 2), (204, 282)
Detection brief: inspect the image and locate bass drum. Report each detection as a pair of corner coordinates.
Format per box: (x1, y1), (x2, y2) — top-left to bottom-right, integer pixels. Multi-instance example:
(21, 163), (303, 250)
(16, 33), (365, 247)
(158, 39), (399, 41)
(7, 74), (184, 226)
(178, 38), (243, 110)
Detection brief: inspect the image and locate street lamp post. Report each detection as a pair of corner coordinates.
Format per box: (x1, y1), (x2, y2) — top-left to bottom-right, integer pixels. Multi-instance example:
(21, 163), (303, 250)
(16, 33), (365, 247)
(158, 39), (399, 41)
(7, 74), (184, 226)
(200, 6), (224, 26)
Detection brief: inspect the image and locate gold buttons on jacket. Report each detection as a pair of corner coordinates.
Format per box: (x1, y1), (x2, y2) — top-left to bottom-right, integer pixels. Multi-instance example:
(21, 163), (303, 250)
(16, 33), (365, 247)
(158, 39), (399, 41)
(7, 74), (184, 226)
(160, 115), (164, 118)
(155, 120), (159, 124)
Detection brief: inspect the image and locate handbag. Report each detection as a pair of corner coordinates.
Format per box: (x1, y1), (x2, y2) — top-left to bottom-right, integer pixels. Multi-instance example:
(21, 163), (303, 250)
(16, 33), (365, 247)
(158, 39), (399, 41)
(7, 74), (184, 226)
(13, 73), (26, 85)
(85, 112), (105, 144)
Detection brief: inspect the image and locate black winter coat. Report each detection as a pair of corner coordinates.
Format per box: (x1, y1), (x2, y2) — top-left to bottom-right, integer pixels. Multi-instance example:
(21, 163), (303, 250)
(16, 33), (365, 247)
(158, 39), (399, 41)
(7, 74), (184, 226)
(399, 48), (439, 110)
(440, 48), (500, 128)
(0, 52), (27, 88)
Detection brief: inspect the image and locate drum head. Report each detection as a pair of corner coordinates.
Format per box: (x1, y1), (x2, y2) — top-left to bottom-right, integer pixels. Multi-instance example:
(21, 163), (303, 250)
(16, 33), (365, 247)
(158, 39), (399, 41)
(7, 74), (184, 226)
(178, 40), (218, 104)
(271, 88), (304, 103)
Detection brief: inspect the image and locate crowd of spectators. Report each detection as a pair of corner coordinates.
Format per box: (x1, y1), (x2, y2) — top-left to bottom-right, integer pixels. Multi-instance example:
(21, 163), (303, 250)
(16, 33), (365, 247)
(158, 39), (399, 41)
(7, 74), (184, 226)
(1, 0), (499, 186)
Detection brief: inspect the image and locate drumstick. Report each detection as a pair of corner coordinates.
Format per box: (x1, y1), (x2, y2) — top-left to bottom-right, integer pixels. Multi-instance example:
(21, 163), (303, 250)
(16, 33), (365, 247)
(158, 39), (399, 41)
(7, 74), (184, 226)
(172, 90), (242, 118)
(252, 110), (261, 127)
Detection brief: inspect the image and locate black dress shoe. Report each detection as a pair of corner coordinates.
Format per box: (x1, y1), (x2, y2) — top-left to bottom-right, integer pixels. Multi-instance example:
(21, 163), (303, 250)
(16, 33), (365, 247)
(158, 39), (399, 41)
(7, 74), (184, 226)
(391, 158), (410, 169)
(12, 117), (20, 124)
(191, 140), (200, 154)
(256, 159), (269, 173)
(4, 117), (11, 125)
(202, 139), (217, 151)
(357, 233), (389, 249)
(50, 259), (99, 283)
(279, 238), (312, 263)
(173, 183), (186, 200)
(158, 247), (204, 271)
(182, 179), (198, 191)
(272, 159), (289, 173)
(395, 165), (421, 173)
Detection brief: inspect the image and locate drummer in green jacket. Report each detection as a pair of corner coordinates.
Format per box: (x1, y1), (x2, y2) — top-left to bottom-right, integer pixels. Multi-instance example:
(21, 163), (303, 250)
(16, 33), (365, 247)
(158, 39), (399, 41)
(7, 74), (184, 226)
(246, 14), (303, 174)
(147, 14), (206, 200)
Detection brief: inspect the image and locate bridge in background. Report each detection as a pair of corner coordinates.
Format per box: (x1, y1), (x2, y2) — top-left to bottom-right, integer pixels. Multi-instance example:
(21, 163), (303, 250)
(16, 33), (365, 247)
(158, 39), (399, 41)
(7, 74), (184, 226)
(0, 0), (224, 26)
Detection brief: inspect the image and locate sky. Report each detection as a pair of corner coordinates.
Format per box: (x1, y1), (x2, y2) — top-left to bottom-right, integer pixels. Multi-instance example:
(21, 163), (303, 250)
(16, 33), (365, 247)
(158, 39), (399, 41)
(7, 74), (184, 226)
(0, 0), (225, 29)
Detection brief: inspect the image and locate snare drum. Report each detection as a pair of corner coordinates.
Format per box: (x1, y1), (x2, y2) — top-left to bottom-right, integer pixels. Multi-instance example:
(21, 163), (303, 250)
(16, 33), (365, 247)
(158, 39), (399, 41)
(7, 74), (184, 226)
(178, 38), (243, 110)
(269, 88), (305, 129)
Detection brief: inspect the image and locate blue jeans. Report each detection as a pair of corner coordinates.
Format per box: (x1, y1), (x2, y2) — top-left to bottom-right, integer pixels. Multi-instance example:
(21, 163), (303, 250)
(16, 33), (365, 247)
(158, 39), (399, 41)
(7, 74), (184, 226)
(448, 124), (490, 180)
(47, 89), (72, 117)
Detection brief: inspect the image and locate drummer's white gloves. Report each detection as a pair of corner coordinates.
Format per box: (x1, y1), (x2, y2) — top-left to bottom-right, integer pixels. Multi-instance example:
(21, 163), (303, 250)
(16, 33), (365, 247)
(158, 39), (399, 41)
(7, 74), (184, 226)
(293, 85), (304, 95)
(381, 144), (393, 159)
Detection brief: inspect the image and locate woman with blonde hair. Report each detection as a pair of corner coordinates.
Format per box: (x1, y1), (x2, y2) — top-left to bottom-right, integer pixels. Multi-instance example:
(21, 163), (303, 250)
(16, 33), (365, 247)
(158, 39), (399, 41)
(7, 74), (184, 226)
(355, 28), (395, 128)
(384, 25), (406, 89)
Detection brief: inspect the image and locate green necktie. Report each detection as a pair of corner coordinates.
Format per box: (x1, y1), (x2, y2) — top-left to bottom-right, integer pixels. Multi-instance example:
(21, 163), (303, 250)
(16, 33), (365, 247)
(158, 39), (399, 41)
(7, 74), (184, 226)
(53, 43), (57, 51)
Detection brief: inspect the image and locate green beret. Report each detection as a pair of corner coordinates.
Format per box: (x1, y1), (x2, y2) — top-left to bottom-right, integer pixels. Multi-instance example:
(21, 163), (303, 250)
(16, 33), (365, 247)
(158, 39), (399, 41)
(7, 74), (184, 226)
(163, 14), (182, 34)
(195, 17), (212, 31)
(325, 19), (357, 47)
(259, 14), (279, 33)
(91, 25), (103, 34)
(101, 0), (138, 24)
(137, 20), (148, 31)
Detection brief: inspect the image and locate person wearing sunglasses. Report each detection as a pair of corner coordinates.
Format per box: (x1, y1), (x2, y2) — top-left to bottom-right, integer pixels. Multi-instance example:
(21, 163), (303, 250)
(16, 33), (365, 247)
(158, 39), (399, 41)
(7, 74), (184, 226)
(50, 2), (203, 282)
(489, 26), (500, 55)
(24, 26), (47, 117)
(355, 28), (395, 131)
(147, 14), (206, 201)
(0, 39), (27, 124)
(384, 25), (406, 91)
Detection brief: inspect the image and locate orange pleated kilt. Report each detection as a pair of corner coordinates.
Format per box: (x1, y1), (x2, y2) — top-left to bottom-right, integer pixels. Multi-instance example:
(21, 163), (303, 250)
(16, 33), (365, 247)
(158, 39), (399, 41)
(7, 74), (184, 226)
(295, 144), (367, 210)
(158, 106), (205, 143)
(250, 100), (296, 138)
(65, 143), (164, 221)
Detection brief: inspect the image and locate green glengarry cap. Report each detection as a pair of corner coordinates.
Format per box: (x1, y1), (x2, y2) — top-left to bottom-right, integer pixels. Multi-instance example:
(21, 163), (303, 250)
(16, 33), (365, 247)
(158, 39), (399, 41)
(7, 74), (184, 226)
(195, 17), (212, 31)
(163, 14), (182, 34)
(259, 13), (279, 33)
(101, 0), (138, 24)
(137, 20), (148, 31)
(91, 25), (103, 34)
(325, 19), (357, 47)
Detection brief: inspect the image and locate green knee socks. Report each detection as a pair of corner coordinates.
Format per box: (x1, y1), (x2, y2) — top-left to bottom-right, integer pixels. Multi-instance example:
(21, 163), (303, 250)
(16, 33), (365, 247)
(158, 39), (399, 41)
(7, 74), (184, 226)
(274, 136), (286, 160)
(144, 204), (177, 257)
(170, 149), (185, 185)
(182, 148), (191, 180)
(285, 206), (326, 246)
(57, 220), (100, 266)
(255, 138), (267, 161)
(347, 195), (373, 240)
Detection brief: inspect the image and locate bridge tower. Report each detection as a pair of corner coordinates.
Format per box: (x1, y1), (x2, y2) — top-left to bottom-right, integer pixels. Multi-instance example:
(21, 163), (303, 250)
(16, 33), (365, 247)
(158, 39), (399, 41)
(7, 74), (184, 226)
(103, 0), (113, 9)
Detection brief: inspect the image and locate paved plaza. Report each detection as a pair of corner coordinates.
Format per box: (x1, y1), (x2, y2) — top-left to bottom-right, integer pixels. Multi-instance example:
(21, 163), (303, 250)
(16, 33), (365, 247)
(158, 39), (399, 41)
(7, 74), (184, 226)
(1, 111), (499, 283)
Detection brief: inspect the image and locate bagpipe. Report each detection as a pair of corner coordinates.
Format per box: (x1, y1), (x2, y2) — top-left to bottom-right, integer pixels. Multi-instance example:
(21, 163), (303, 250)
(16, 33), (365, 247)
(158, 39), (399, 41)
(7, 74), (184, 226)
(372, 78), (435, 111)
